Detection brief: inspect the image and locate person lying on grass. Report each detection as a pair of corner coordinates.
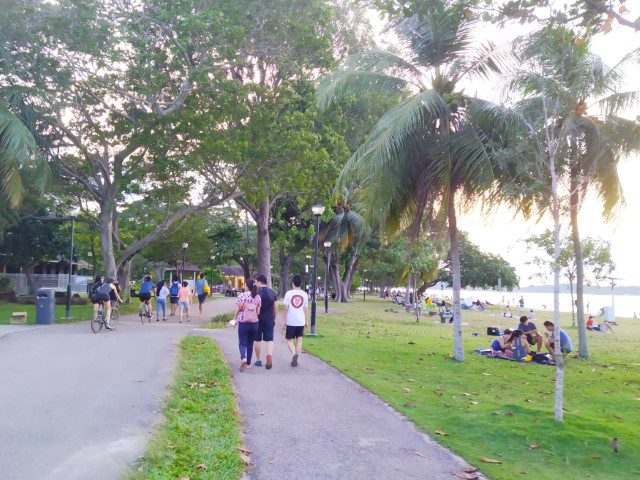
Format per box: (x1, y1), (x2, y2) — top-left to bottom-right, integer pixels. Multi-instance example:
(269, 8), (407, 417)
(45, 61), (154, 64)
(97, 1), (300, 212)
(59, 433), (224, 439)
(542, 321), (573, 355)
(515, 315), (543, 353)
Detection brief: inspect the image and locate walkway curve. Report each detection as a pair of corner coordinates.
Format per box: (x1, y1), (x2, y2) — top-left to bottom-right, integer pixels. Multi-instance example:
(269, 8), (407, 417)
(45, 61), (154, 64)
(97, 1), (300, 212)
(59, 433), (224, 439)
(208, 325), (485, 480)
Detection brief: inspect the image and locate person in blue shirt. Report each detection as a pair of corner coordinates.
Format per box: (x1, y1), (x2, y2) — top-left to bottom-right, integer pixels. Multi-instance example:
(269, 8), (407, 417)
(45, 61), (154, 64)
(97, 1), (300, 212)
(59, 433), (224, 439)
(542, 320), (573, 355)
(194, 273), (208, 318)
(138, 275), (156, 316)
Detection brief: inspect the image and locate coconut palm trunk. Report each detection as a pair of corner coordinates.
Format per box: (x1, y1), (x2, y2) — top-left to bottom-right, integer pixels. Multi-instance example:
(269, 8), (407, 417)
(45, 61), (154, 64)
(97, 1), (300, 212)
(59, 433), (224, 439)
(447, 188), (464, 362)
(570, 171), (589, 357)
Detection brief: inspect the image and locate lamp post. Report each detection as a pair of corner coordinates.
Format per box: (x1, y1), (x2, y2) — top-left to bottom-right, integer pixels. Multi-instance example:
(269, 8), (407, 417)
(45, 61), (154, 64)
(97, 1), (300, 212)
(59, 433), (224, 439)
(181, 242), (189, 283)
(323, 241), (332, 314)
(64, 207), (80, 319)
(310, 203), (325, 335)
(363, 269), (367, 302)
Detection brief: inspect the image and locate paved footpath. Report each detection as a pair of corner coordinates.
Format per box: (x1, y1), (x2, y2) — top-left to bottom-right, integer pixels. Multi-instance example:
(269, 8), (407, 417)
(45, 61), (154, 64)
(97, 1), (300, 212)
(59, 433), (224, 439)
(0, 297), (237, 480)
(209, 325), (482, 480)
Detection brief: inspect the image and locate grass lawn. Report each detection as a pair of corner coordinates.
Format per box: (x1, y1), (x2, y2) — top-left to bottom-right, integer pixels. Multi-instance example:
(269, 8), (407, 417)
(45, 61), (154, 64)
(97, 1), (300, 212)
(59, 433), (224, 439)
(0, 299), (140, 325)
(304, 299), (640, 480)
(130, 336), (245, 480)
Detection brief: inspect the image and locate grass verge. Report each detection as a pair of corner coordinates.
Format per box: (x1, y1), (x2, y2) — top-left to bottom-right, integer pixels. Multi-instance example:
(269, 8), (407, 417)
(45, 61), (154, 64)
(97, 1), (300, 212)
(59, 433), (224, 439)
(304, 299), (640, 480)
(0, 300), (140, 325)
(201, 312), (235, 329)
(130, 336), (245, 480)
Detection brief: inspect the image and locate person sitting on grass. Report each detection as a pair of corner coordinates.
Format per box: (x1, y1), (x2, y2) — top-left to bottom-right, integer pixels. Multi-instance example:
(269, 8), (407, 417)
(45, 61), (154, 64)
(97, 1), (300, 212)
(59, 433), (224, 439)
(503, 305), (513, 318)
(515, 316), (543, 353)
(542, 320), (573, 355)
(439, 301), (453, 323)
(490, 328), (513, 353)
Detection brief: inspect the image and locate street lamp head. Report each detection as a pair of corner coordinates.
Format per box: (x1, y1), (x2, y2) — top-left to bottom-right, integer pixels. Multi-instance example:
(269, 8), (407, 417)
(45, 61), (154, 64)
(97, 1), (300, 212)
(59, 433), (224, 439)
(210, 255), (216, 260)
(311, 204), (325, 216)
(69, 207), (80, 218)
(182, 242), (189, 249)
(323, 241), (332, 248)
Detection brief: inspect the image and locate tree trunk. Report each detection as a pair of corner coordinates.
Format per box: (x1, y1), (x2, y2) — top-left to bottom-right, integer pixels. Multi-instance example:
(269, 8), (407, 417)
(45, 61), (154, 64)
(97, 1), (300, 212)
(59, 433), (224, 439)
(417, 279), (439, 296)
(448, 188), (464, 362)
(343, 250), (360, 299)
(404, 273), (411, 305)
(569, 274), (576, 326)
(117, 258), (132, 302)
(570, 173), (589, 358)
(278, 244), (291, 299)
(329, 255), (344, 303)
(24, 265), (36, 295)
(100, 206), (117, 277)
(255, 200), (272, 287)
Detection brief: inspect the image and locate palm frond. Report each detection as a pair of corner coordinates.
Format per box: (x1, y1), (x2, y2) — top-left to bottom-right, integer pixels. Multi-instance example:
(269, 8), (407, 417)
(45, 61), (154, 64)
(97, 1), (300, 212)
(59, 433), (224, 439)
(316, 69), (408, 110)
(593, 90), (640, 116)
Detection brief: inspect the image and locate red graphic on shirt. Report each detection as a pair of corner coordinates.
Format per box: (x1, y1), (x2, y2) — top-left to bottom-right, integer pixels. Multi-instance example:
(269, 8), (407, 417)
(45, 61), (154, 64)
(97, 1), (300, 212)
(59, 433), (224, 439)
(290, 294), (304, 309)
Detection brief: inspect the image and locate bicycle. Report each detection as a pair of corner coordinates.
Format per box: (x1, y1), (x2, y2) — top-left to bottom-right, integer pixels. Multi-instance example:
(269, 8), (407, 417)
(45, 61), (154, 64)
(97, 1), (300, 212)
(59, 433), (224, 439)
(139, 300), (152, 324)
(91, 301), (119, 333)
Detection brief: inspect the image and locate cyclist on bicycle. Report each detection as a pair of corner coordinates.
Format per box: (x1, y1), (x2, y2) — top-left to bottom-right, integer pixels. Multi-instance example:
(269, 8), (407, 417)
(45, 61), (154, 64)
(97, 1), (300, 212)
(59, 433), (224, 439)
(93, 276), (123, 329)
(138, 275), (155, 316)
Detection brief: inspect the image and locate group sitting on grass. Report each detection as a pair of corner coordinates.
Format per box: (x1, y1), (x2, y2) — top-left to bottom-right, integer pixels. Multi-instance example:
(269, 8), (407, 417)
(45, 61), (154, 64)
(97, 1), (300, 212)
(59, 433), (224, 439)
(483, 315), (573, 362)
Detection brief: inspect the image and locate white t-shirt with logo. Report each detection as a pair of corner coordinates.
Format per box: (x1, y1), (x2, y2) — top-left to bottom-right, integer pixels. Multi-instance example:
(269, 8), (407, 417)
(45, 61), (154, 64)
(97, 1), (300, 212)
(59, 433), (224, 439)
(283, 289), (309, 326)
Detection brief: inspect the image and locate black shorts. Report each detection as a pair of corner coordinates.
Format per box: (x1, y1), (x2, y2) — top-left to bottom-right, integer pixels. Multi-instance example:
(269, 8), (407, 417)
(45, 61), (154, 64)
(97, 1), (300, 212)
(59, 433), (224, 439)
(139, 292), (151, 302)
(285, 325), (304, 340)
(92, 293), (110, 304)
(256, 320), (275, 342)
(198, 293), (207, 304)
(169, 296), (178, 304)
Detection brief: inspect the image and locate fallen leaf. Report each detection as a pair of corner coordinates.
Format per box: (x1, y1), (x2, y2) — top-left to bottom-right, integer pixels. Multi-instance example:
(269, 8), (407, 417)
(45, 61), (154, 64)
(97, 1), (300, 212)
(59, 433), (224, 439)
(196, 463), (207, 470)
(470, 401), (479, 405)
(464, 467), (479, 473)
(238, 446), (251, 455)
(479, 457), (502, 464)
(414, 451), (425, 457)
(462, 392), (471, 397)
(529, 444), (539, 449)
(209, 380), (219, 387)
(492, 411), (502, 415)
(407, 378), (416, 383)
(404, 402), (418, 407)
(178, 477), (190, 480)
(240, 453), (251, 465)
(445, 404), (452, 408)
(590, 454), (601, 459)
(454, 472), (479, 479)
(269, 459), (276, 464)
(408, 341), (416, 345)
(434, 429), (448, 436)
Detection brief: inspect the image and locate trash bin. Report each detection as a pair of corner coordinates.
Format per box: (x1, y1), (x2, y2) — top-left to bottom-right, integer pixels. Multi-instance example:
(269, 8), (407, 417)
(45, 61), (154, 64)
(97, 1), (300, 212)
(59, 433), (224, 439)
(36, 288), (56, 324)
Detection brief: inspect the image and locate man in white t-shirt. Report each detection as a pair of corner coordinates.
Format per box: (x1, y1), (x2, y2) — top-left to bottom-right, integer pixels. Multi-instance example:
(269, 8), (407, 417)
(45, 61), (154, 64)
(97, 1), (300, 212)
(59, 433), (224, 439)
(283, 274), (309, 367)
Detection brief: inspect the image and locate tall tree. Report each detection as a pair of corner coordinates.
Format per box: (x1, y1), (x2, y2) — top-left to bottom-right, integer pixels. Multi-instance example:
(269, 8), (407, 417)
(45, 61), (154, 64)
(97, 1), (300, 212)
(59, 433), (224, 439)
(1, 0), (244, 288)
(513, 26), (639, 358)
(318, 0), (518, 361)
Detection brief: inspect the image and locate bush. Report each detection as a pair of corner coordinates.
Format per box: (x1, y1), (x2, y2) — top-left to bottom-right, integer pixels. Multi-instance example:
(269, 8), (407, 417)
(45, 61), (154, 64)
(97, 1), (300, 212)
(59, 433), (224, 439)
(0, 276), (11, 293)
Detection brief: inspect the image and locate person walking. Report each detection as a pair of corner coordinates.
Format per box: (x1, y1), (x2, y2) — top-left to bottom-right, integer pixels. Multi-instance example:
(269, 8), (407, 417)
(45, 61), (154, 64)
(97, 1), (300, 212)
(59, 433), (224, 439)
(169, 276), (181, 316)
(253, 274), (277, 369)
(283, 274), (308, 367)
(155, 280), (170, 322)
(195, 273), (208, 318)
(235, 278), (261, 372)
(177, 281), (192, 323)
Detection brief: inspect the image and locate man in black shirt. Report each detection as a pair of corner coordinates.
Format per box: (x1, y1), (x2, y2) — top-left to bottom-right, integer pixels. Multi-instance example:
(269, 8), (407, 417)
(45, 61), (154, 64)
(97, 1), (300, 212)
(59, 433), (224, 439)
(253, 274), (277, 370)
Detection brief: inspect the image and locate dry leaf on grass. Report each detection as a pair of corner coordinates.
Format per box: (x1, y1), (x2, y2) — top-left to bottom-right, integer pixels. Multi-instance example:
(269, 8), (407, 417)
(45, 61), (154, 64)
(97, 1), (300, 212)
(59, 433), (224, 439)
(482, 372), (491, 376)
(464, 467), (478, 473)
(238, 446), (251, 455)
(590, 454), (601, 459)
(404, 402), (418, 407)
(178, 476), (190, 480)
(434, 429), (448, 436)
(196, 463), (207, 470)
(470, 401), (479, 405)
(407, 378), (416, 382)
(240, 453), (251, 466)
(479, 457), (501, 464)
(529, 444), (539, 449)
(454, 472), (479, 479)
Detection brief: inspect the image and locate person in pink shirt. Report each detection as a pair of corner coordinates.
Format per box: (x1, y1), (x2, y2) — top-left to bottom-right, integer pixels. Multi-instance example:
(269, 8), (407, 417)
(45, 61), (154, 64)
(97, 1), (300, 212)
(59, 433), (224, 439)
(177, 281), (192, 323)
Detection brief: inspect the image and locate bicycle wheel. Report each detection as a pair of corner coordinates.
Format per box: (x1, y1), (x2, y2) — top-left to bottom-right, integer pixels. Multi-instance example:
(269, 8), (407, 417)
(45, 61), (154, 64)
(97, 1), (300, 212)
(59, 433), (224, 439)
(139, 307), (145, 325)
(91, 310), (103, 333)
(110, 307), (119, 330)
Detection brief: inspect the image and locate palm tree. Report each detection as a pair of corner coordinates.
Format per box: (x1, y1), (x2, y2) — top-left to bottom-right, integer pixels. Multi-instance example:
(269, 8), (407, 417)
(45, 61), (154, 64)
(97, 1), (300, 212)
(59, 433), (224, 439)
(0, 87), (47, 208)
(317, 1), (519, 361)
(513, 27), (640, 358)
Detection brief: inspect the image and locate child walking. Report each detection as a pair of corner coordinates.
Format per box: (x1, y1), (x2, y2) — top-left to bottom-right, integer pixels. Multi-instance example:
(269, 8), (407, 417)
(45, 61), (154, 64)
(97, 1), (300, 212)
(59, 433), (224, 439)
(178, 281), (192, 323)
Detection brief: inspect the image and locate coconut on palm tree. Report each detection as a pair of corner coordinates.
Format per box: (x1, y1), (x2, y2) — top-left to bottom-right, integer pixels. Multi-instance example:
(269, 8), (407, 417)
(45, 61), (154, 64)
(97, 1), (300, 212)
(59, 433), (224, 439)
(317, 1), (519, 361)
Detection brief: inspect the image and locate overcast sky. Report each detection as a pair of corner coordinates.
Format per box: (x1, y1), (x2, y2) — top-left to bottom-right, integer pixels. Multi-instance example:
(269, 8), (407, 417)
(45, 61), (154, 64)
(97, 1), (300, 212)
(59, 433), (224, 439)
(367, 8), (640, 286)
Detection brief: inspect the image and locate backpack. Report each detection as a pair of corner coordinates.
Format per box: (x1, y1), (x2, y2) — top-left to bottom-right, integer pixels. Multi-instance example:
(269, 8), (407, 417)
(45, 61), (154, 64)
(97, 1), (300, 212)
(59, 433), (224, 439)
(512, 338), (527, 361)
(90, 282), (102, 301)
(170, 282), (180, 296)
(243, 297), (259, 322)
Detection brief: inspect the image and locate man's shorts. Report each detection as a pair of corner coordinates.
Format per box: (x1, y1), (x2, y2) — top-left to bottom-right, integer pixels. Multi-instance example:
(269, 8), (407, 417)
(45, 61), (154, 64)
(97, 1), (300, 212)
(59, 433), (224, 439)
(285, 325), (304, 340)
(179, 301), (189, 308)
(256, 320), (275, 342)
(549, 341), (572, 354)
(139, 292), (151, 302)
(169, 296), (178, 305)
(92, 293), (110, 304)
(198, 293), (207, 304)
